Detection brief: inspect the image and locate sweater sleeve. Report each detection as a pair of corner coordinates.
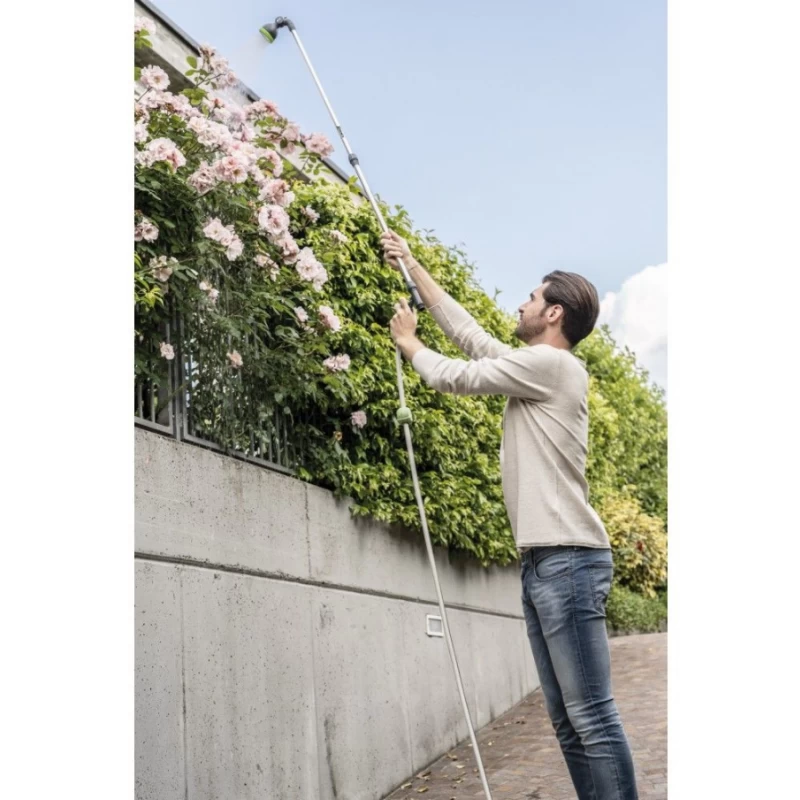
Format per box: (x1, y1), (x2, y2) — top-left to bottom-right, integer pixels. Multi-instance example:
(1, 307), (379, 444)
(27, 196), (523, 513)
(411, 345), (560, 400)
(426, 293), (513, 360)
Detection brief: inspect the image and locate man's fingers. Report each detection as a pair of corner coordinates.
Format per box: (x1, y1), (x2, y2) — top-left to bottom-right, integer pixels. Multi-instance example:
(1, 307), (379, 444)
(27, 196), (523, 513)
(381, 231), (408, 267)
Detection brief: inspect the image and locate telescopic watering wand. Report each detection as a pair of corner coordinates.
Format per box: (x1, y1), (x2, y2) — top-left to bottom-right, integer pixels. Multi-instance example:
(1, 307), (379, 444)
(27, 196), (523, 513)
(260, 16), (494, 800)
(260, 16), (424, 311)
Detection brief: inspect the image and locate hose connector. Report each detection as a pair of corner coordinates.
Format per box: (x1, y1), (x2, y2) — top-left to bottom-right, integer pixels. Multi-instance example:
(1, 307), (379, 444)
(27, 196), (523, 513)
(395, 406), (413, 425)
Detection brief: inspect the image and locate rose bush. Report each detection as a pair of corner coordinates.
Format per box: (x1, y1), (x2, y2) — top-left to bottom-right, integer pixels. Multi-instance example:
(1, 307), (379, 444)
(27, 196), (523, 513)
(134, 18), (349, 461)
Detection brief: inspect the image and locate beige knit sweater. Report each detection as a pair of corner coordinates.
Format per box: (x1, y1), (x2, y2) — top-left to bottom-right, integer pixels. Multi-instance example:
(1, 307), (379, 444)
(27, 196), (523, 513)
(411, 293), (610, 550)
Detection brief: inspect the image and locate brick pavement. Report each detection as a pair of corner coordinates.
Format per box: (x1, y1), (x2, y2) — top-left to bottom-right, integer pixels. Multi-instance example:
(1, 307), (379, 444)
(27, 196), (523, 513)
(383, 632), (667, 800)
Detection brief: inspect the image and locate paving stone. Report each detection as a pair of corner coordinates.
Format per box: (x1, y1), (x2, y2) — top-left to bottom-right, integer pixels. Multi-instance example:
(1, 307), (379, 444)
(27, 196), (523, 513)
(383, 632), (667, 799)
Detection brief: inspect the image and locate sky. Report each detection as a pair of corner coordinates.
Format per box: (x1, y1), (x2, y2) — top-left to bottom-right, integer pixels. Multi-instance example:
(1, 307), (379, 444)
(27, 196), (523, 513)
(149, 0), (667, 390)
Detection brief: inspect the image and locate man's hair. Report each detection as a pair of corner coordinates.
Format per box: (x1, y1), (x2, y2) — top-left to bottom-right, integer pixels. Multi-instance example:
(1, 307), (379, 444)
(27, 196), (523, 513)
(541, 270), (600, 348)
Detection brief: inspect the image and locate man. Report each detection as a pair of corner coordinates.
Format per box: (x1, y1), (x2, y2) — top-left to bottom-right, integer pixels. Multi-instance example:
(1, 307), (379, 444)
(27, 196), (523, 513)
(381, 230), (639, 800)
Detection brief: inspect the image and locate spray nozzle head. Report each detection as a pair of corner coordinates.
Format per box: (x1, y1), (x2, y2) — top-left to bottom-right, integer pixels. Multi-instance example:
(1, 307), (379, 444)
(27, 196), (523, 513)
(259, 23), (278, 43)
(259, 16), (295, 43)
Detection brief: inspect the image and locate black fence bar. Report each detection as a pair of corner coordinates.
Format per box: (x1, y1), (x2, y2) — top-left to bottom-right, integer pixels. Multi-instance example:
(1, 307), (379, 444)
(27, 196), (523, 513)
(135, 311), (298, 476)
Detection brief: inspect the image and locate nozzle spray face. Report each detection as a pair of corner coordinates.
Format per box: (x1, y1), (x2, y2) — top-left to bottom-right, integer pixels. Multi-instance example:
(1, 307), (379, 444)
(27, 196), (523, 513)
(259, 23), (278, 43)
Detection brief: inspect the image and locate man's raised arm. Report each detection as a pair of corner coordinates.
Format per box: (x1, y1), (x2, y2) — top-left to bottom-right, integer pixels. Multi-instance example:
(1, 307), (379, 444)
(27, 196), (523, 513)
(381, 231), (513, 361)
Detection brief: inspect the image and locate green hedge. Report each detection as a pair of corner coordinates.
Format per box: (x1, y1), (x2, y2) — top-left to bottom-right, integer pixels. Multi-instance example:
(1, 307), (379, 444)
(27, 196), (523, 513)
(133, 27), (668, 596)
(606, 584), (668, 634)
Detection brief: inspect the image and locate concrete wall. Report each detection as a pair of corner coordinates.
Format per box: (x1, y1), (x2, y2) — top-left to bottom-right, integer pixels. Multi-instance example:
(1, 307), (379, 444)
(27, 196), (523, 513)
(135, 429), (538, 800)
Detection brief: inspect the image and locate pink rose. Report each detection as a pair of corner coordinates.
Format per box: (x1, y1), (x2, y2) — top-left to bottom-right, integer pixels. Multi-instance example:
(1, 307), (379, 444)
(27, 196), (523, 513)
(134, 17), (156, 35)
(318, 305), (341, 332)
(350, 410), (367, 429)
(283, 123), (301, 142)
(150, 255), (177, 282)
(246, 99), (281, 119)
(257, 204), (290, 237)
(160, 92), (194, 120)
(215, 155), (249, 184)
(137, 137), (186, 171)
(304, 132), (334, 157)
(295, 248), (323, 282)
(135, 217), (159, 242)
(202, 217), (228, 242)
(323, 354), (351, 373)
(259, 149), (283, 177)
(188, 162), (218, 195)
(188, 117), (232, 149)
(258, 179), (295, 208)
(140, 65), (170, 91)
(199, 280), (220, 305)
(312, 266), (328, 292)
(226, 236), (243, 261)
(274, 232), (299, 262)
(294, 306), (309, 324)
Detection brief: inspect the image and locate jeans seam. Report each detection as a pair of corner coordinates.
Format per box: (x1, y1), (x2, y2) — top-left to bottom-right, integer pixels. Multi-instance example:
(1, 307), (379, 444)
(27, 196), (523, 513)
(570, 556), (624, 799)
(588, 564), (613, 614)
(588, 565), (601, 613)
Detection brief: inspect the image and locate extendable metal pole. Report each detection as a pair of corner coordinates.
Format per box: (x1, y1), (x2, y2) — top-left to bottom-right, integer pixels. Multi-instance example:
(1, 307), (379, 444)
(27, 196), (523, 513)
(281, 20), (424, 311)
(272, 17), (494, 799)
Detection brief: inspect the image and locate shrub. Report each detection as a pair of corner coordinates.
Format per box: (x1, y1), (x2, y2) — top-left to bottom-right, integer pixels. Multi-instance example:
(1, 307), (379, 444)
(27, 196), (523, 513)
(606, 583), (668, 634)
(599, 493), (668, 598)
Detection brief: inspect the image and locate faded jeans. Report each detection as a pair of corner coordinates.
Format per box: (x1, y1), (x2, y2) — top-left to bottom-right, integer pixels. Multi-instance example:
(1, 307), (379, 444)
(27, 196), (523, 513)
(520, 545), (639, 800)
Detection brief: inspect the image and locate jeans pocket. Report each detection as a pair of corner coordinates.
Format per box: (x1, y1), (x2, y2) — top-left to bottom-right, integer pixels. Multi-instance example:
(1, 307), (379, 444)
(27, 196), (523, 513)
(533, 550), (572, 580)
(589, 564), (614, 613)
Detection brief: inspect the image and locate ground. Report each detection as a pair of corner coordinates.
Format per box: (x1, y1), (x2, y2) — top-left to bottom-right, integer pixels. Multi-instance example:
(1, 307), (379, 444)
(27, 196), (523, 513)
(383, 632), (667, 800)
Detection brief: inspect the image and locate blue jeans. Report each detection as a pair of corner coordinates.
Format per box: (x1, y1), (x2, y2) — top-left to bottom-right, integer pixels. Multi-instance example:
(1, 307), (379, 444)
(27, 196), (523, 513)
(520, 546), (638, 799)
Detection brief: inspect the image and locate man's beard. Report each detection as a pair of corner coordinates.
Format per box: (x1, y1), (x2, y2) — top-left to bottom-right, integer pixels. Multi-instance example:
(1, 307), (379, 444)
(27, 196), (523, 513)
(515, 309), (547, 342)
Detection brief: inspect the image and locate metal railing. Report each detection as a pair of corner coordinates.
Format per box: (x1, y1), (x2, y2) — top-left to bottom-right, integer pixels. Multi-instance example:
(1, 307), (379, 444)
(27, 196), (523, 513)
(135, 318), (177, 436)
(134, 311), (298, 476)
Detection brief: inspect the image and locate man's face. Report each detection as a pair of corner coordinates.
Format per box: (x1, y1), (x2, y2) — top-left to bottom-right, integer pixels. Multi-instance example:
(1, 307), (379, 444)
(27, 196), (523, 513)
(515, 283), (551, 342)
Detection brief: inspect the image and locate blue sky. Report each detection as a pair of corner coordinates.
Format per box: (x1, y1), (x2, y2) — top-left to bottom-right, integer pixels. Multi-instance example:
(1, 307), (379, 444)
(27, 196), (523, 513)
(150, 0), (667, 385)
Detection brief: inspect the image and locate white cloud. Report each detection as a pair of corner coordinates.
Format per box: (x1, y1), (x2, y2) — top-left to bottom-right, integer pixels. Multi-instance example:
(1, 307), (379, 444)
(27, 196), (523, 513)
(598, 263), (668, 392)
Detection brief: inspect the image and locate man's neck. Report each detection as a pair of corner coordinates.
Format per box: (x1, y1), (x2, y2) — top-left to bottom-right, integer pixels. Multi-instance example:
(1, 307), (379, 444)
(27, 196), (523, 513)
(525, 331), (572, 350)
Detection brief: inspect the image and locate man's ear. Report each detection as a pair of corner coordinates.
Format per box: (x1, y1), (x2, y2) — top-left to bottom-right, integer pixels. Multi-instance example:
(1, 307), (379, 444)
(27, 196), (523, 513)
(547, 304), (564, 324)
